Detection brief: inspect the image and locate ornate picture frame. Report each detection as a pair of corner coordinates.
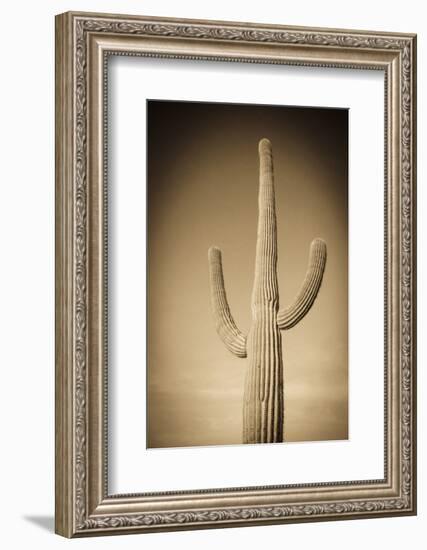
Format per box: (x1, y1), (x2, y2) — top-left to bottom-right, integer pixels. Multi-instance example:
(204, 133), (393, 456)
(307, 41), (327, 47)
(55, 11), (416, 537)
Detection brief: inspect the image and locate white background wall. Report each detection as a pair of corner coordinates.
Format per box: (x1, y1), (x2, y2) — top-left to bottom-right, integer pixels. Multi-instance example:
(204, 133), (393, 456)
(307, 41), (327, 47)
(0, 1), (423, 548)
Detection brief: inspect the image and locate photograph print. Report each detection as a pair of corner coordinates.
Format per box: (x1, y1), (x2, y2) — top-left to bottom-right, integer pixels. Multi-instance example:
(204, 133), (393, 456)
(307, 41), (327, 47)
(147, 99), (348, 449)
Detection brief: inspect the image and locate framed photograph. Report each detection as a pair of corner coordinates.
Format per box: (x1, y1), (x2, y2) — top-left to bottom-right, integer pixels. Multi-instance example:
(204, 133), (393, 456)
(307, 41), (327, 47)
(55, 11), (417, 537)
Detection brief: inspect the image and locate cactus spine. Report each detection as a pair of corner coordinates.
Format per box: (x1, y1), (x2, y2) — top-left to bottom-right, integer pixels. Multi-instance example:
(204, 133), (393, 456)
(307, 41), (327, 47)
(208, 138), (327, 444)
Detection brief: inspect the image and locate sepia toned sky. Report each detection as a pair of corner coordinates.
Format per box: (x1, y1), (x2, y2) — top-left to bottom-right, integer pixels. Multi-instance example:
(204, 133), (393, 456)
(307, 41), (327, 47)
(147, 100), (348, 448)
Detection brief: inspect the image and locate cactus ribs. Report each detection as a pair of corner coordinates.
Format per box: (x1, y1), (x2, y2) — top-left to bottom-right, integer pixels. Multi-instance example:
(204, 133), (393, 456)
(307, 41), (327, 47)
(208, 139), (327, 444)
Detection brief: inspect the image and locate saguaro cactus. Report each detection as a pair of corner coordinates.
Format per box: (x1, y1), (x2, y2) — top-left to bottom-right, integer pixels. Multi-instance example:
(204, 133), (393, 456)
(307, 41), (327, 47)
(208, 138), (327, 444)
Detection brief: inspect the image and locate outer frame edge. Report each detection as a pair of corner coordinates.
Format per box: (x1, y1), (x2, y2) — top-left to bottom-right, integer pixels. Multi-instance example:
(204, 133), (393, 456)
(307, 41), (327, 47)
(54, 11), (417, 537)
(55, 11), (75, 539)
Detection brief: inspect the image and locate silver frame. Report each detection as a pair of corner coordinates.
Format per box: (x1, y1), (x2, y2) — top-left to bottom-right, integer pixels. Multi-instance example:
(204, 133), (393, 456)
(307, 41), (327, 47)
(55, 11), (417, 537)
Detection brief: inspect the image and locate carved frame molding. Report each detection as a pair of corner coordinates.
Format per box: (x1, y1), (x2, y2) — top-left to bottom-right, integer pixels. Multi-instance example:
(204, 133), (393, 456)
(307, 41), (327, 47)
(55, 11), (416, 537)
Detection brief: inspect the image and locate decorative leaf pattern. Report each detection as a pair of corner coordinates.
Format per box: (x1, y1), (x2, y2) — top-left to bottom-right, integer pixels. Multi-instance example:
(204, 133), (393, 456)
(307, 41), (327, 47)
(71, 15), (415, 531)
(82, 497), (408, 530)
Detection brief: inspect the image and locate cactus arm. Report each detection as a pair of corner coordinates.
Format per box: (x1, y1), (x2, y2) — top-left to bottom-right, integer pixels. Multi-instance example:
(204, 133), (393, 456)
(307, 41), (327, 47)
(277, 238), (327, 331)
(208, 246), (247, 358)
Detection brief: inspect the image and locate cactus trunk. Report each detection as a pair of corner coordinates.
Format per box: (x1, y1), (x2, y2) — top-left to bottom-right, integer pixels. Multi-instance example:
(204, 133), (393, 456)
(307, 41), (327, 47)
(244, 139), (283, 443)
(208, 138), (327, 444)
